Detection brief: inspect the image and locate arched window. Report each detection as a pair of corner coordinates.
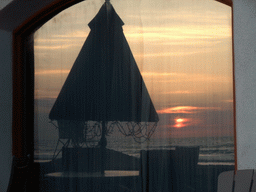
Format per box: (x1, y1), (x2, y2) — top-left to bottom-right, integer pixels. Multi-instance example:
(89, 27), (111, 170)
(33, 1), (234, 191)
(1, 0), (234, 191)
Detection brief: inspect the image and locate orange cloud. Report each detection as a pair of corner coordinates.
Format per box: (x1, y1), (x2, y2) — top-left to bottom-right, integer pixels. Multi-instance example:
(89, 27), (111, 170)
(162, 90), (204, 94)
(53, 30), (89, 38)
(134, 51), (200, 57)
(34, 45), (72, 50)
(35, 69), (70, 75)
(141, 72), (183, 77)
(222, 99), (233, 103)
(157, 106), (221, 114)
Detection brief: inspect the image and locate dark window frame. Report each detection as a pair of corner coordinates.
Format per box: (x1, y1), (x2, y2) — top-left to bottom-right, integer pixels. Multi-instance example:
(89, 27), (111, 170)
(12, 0), (85, 160)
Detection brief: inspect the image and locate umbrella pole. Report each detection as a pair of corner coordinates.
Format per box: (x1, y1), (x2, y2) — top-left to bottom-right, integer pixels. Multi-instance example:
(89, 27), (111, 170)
(100, 121), (107, 174)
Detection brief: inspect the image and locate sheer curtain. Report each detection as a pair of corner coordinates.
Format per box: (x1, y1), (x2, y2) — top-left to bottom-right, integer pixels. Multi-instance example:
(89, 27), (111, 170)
(34, 0), (234, 191)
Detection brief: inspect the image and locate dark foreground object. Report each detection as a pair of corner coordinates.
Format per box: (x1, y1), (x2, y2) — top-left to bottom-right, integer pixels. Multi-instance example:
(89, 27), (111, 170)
(32, 149), (234, 192)
(218, 169), (256, 192)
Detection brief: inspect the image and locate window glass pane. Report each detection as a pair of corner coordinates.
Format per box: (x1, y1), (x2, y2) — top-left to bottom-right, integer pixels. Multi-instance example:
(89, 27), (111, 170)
(34, 0), (234, 191)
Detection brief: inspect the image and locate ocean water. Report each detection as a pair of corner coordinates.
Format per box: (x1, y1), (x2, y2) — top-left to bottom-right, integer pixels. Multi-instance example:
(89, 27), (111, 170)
(107, 136), (235, 165)
(34, 136), (235, 166)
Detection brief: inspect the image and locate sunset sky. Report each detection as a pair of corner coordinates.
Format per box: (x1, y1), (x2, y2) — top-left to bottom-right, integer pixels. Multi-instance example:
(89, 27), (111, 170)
(34, 0), (233, 139)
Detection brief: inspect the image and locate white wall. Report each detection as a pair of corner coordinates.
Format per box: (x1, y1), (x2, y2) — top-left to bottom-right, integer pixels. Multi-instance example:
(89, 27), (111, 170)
(233, 0), (256, 169)
(0, 29), (13, 192)
(0, 0), (13, 10)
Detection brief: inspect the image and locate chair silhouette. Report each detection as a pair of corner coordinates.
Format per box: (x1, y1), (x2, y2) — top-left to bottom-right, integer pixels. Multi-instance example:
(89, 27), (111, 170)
(140, 150), (178, 192)
(173, 146), (200, 192)
(217, 169), (256, 192)
(140, 147), (200, 192)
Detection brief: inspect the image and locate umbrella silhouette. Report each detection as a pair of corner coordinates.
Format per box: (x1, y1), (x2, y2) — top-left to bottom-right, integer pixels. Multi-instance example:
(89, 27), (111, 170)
(49, 1), (159, 148)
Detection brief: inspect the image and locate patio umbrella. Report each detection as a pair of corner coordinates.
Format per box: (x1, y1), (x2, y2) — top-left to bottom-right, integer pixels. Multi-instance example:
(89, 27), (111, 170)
(49, 0), (159, 148)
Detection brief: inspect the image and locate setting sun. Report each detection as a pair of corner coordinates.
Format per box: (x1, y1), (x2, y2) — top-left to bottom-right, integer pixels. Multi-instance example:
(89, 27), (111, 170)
(176, 118), (185, 123)
(173, 118), (188, 128)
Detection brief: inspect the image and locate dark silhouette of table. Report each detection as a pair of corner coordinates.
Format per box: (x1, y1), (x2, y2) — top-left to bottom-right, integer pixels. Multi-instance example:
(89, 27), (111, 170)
(45, 170), (139, 192)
